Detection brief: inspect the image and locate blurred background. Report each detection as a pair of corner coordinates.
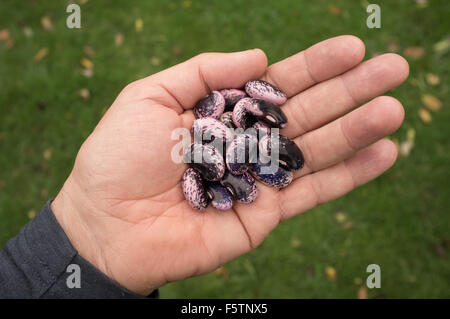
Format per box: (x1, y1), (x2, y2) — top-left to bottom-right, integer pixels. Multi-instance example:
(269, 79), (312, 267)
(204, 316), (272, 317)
(0, 0), (449, 298)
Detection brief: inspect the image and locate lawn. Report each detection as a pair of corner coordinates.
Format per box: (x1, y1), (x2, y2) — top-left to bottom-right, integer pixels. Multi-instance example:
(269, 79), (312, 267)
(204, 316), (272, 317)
(0, 0), (449, 298)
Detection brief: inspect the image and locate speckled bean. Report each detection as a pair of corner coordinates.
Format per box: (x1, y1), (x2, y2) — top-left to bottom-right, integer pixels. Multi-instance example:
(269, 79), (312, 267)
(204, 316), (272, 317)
(225, 134), (258, 175)
(220, 171), (258, 204)
(182, 168), (210, 211)
(194, 91), (225, 119)
(245, 99), (288, 128)
(258, 134), (304, 171)
(219, 88), (247, 107)
(192, 118), (234, 145)
(245, 80), (287, 105)
(184, 143), (225, 181)
(249, 158), (294, 189)
(232, 97), (256, 130)
(206, 182), (234, 211)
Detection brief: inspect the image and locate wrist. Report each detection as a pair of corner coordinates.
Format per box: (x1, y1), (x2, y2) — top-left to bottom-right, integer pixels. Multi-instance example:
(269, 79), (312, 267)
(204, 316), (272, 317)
(51, 176), (110, 283)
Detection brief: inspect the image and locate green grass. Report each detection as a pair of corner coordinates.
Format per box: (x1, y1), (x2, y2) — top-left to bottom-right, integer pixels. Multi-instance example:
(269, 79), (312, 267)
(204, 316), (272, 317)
(0, 0), (449, 298)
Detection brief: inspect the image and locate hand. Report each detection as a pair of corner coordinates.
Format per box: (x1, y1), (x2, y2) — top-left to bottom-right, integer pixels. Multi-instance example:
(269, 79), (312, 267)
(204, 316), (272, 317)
(51, 35), (408, 295)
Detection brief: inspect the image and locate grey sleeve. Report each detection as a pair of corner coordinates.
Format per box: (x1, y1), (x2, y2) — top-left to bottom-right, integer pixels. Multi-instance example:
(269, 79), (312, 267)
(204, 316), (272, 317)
(0, 200), (158, 299)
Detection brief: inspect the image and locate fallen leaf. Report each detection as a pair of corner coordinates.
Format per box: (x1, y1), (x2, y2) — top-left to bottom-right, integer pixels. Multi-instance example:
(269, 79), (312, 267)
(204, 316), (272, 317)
(325, 266), (337, 281)
(82, 68), (94, 78)
(342, 221), (354, 230)
(34, 48), (49, 62)
(433, 37), (450, 54)
(335, 211), (347, 223)
(43, 149), (52, 160)
(83, 46), (94, 57)
(65, 112), (73, 120)
(0, 180), (4, 190)
(5, 39), (14, 49)
(79, 88), (90, 100)
(135, 18), (143, 32)
(23, 26), (33, 38)
(407, 128), (416, 141)
(426, 73), (440, 86)
(403, 46), (425, 59)
(387, 41), (399, 52)
(80, 0), (89, 4)
(328, 4), (342, 15)
(215, 266), (228, 277)
(28, 210), (36, 220)
(290, 239), (301, 248)
(101, 106), (108, 115)
(415, 0), (428, 8)
(40, 188), (48, 199)
(0, 29), (10, 41)
(399, 140), (414, 157)
(114, 32), (124, 46)
(80, 57), (94, 69)
(357, 286), (368, 299)
(41, 15), (53, 30)
(422, 94), (442, 111)
(418, 108), (432, 123)
(182, 0), (192, 8)
(353, 277), (363, 285)
(173, 46), (181, 57)
(150, 56), (160, 66)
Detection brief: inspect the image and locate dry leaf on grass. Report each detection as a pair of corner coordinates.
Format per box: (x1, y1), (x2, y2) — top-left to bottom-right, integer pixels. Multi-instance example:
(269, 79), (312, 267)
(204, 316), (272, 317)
(43, 149), (52, 160)
(342, 222), (354, 230)
(325, 266), (337, 281)
(81, 57), (94, 69)
(418, 108), (432, 123)
(399, 140), (414, 157)
(34, 48), (49, 62)
(422, 94), (442, 111)
(23, 26), (33, 38)
(79, 88), (90, 100)
(82, 69), (94, 78)
(433, 37), (450, 54)
(328, 4), (342, 15)
(182, 0), (192, 8)
(387, 41), (399, 52)
(28, 210), (36, 220)
(150, 56), (160, 66)
(135, 19), (143, 32)
(426, 73), (440, 86)
(290, 239), (301, 248)
(115, 32), (124, 46)
(40, 188), (48, 199)
(0, 29), (10, 41)
(215, 266), (228, 277)
(357, 286), (368, 299)
(41, 15), (53, 30)
(335, 211), (347, 223)
(403, 46), (425, 59)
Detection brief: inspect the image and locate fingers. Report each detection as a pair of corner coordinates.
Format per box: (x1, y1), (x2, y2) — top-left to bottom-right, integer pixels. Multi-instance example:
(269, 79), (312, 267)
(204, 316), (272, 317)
(281, 53), (409, 138)
(261, 35), (365, 98)
(278, 139), (398, 221)
(292, 96), (404, 178)
(123, 49), (268, 112)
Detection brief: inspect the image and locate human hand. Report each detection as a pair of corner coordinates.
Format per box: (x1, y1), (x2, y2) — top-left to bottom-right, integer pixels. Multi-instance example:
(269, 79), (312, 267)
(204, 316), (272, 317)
(51, 35), (408, 295)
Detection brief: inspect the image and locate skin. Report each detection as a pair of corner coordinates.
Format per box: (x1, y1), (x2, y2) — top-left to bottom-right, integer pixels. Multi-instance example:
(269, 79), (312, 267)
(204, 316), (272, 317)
(51, 35), (409, 296)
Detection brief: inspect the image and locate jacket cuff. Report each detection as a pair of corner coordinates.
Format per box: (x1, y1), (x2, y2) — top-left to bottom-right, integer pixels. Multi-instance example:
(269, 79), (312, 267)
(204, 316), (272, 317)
(0, 200), (157, 298)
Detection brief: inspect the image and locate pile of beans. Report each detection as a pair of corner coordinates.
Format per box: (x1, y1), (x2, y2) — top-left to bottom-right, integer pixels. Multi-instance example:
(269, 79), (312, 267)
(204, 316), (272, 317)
(182, 80), (305, 211)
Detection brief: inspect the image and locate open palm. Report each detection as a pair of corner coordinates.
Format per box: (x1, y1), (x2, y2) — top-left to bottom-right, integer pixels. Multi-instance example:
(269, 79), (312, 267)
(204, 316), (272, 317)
(52, 36), (409, 295)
